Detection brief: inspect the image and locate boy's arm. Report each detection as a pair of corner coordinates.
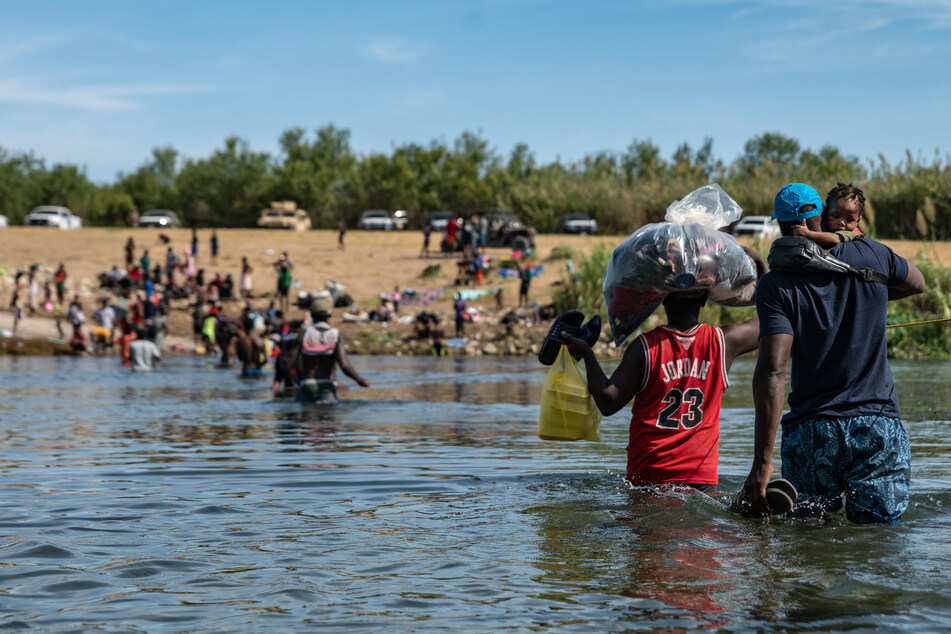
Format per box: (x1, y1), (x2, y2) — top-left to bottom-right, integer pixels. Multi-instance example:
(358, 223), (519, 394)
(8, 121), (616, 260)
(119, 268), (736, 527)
(790, 224), (841, 249)
(562, 333), (643, 416)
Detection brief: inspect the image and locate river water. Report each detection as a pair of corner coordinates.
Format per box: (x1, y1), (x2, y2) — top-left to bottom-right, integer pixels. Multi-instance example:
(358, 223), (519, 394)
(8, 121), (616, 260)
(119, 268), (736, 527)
(1, 354), (949, 631)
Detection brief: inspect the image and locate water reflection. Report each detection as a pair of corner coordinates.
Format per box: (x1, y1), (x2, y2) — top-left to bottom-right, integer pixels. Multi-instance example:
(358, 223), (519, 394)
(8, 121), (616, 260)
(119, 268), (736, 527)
(0, 355), (950, 630)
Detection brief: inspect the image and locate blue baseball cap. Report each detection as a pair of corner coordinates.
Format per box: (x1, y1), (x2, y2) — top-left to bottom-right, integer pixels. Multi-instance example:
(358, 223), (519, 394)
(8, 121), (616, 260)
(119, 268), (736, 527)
(772, 183), (822, 222)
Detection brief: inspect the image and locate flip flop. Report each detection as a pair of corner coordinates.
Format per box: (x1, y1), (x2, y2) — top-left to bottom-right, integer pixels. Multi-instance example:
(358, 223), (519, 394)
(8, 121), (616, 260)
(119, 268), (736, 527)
(731, 478), (798, 516)
(766, 478), (797, 505)
(538, 311), (584, 366)
(765, 486), (794, 515)
(538, 312), (602, 366)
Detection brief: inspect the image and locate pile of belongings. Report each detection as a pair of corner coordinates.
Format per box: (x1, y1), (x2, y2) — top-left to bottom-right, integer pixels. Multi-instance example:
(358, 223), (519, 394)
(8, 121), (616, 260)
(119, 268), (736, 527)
(603, 184), (757, 346)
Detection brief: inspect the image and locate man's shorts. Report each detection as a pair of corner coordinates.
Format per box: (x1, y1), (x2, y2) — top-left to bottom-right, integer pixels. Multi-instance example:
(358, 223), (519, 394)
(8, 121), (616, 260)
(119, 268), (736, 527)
(781, 415), (910, 524)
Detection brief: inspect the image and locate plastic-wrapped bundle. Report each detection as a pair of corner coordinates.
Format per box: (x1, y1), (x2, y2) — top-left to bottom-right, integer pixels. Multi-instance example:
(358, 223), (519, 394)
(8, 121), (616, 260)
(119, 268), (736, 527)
(603, 184), (757, 346)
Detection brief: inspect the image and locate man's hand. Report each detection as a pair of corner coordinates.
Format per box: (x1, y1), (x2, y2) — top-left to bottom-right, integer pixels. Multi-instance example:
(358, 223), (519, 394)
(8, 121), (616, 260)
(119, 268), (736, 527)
(358, 379), (370, 388)
(741, 245), (768, 278)
(735, 462), (774, 517)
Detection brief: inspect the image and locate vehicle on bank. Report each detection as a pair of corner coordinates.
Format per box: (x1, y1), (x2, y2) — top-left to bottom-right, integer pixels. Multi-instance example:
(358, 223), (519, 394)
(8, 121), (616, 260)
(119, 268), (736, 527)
(358, 209), (394, 231)
(732, 215), (780, 240)
(555, 213), (599, 235)
(392, 209), (409, 230)
(138, 209), (182, 229)
(443, 208), (537, 253)
(0, 214), (7, 228)
(24, 206), (82, 229)
(257, 201), (311, 231)
(425, 210), (454, 232)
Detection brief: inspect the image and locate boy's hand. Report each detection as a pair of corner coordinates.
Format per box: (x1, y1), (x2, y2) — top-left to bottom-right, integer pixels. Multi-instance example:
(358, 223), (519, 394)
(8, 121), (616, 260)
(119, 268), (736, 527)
(559, 331), (591, 359)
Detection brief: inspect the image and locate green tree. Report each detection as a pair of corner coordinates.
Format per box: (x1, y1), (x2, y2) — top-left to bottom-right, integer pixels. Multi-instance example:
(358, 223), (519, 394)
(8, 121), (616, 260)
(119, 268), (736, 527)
(176, 136), (274, 227)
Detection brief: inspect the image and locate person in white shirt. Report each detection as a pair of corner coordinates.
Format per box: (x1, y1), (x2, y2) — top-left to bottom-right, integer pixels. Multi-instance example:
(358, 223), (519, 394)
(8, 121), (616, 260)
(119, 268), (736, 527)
(129, 327), (162, 371)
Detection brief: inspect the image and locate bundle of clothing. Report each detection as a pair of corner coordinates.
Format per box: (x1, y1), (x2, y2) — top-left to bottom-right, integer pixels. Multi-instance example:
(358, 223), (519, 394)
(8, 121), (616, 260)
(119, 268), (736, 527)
(603, 184), (757, 346)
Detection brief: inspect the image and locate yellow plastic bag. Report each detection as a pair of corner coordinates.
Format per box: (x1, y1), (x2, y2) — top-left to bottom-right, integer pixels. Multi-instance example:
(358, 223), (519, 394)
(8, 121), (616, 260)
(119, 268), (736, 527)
(538, 345), (602, 441)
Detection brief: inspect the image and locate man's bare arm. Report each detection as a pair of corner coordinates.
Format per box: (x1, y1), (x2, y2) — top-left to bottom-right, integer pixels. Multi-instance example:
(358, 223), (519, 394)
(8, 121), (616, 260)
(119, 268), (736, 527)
(737, 333), (792, 516)
(889, 259), (925, 301)
(335, 333), (369, 387)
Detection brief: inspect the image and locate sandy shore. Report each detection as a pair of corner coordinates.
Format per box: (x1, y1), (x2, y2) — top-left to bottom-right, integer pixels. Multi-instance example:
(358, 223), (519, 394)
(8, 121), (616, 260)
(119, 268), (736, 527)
(0, 227), (612, 354)
(1, 227), (948, 355)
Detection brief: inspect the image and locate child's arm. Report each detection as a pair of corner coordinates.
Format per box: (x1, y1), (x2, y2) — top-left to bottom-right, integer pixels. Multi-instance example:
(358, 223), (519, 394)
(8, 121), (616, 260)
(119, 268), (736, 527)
(790, 224), (842, 249)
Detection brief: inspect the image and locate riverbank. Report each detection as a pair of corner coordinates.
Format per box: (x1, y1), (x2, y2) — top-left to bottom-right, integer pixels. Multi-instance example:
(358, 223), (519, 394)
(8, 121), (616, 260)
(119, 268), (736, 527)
(0, 227), (621, 357)
(2, 227), (949, 357)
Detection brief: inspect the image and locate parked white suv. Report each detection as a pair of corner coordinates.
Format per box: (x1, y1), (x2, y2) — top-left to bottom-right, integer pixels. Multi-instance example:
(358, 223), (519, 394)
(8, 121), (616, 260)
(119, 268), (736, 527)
(358, 210), (394, 231)
(138, 209), (182, 228)
(24, 206), (82, 229)
(732, 215), (780, 240)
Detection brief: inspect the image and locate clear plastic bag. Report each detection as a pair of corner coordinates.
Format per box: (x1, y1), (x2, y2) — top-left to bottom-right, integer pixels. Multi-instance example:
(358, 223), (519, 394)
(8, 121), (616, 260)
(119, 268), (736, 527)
(538, 346), (602, 442)
(664, 183), (743, 227)
(603, 184), (756, 346)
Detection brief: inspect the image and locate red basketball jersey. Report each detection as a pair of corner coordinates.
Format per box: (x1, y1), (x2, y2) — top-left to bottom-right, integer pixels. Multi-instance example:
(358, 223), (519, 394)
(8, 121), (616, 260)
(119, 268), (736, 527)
(627, 324), (728, 486)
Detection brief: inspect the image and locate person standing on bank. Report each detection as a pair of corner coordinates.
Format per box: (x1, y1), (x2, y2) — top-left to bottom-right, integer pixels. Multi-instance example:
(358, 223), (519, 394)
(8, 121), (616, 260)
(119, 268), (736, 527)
(337, 217), (347, 251)
(737, 183), (925, 524)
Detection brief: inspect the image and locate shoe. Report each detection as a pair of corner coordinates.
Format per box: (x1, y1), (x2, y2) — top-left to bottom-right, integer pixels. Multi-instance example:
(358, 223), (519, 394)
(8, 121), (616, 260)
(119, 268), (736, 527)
(538, 312), (602, 366)
(730, 478), (798, 516)
(765, 478), (797, 514)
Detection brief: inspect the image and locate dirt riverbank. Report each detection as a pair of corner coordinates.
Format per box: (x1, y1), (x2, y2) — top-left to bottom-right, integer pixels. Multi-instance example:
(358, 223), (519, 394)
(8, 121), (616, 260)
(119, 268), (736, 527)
(1, 227), (947, 357)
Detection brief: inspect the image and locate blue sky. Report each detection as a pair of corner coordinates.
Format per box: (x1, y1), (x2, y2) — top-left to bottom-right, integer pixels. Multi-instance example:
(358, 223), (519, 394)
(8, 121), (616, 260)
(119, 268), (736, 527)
(1, 0), (950, 182)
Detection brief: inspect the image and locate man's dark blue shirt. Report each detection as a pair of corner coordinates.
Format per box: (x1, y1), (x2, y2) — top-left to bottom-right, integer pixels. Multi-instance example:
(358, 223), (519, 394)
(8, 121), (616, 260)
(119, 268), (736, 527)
(756, 238), (909, 429)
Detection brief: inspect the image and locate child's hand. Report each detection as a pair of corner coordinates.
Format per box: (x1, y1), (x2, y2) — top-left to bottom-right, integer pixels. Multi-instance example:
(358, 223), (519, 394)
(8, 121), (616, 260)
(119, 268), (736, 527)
(790, 224), (812, 239)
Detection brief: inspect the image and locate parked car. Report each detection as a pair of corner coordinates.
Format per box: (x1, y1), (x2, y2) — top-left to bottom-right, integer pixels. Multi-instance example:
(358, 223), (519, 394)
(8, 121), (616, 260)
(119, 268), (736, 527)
(138, 209), (182, 228)
(732, 215), (780, 240)
(555, 213), (599, 235)
(257, 201), (311, 231)
(24, 205), (82, 229)
(0, 214), (7, 228)
(358, 209), (394, 231)
(425, 210), (454, 232)
(444, 209), (536, 253)
(392, 209), (409, 230)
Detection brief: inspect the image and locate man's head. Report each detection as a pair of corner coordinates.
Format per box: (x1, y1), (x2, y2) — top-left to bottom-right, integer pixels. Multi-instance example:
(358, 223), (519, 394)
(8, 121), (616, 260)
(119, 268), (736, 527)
(824, 183), (865, 233)
(310, 294), (333, 322)
(773, 183), (823, 236)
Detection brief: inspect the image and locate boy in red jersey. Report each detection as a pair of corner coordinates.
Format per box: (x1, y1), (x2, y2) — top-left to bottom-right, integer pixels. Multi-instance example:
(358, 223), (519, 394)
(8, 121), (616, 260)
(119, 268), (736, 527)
(562, 248), (765, 491)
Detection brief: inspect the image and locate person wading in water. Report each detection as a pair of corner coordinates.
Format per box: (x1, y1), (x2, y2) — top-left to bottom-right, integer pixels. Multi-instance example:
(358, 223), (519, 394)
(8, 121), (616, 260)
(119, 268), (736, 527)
(287, 295), (370, 403)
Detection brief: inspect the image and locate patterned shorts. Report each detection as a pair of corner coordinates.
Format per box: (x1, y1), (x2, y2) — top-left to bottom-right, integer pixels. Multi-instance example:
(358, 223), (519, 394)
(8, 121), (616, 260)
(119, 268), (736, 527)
(781, 415), (910, 524)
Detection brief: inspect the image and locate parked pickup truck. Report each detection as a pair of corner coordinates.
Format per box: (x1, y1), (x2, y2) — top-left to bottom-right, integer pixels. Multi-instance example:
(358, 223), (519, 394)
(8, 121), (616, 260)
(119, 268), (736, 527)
(257, 201), (311, 231)
(24, 206), (82, 229)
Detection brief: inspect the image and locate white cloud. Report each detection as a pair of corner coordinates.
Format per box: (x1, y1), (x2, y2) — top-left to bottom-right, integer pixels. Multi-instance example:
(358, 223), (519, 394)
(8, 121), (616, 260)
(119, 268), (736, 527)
(0, 77), (217, 112)
(367, 38), (428, 64)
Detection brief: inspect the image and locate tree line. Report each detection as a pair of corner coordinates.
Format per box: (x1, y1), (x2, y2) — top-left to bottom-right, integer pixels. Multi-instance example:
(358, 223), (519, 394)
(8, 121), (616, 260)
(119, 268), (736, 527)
(1, 126), (949, 239)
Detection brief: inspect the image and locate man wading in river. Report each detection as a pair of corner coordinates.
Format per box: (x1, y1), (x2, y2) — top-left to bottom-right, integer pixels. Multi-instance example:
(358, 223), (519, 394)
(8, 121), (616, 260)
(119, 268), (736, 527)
(737, 183), (925, 523)
(561, 245), (766, 490)
(287, 295), (370, 403)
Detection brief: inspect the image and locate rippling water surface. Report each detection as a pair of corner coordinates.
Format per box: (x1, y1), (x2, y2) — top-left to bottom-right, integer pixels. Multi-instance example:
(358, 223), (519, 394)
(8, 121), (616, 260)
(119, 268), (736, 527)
(1, 354), (950, 631)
